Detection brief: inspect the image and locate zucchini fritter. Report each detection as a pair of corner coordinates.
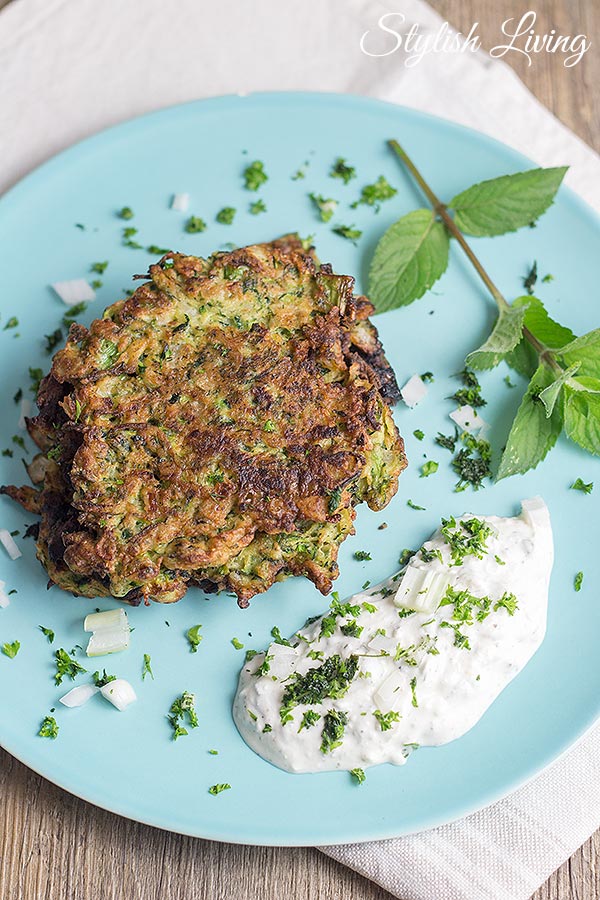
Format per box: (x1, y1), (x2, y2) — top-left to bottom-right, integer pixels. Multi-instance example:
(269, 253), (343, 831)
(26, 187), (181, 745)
(2, 236), (406, 606)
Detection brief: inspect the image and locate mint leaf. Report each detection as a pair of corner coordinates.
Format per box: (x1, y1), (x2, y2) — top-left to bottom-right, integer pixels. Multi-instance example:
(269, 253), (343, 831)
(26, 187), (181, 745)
(369, 209), (449, 312)
(505, 297), (576, 378)
(563, 384), (600, 456)
(466, 304), (527, 370)
(497, 364), (563, 480)
(557, 329), (600, 380)
(450, 167), (568, 236)
(538, 363), (580, 417)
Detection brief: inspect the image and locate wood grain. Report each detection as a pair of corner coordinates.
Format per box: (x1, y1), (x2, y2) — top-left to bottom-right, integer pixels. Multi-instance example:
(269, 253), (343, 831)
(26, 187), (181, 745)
(0, 1), (598, 898)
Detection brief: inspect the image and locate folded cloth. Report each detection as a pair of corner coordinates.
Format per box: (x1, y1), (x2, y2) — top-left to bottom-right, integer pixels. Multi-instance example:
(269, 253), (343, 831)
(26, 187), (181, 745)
(1, 1), (599, 898)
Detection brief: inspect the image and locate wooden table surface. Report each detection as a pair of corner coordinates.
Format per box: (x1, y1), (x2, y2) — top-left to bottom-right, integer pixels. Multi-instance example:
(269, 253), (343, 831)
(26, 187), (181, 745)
(0, 1), (598, 898)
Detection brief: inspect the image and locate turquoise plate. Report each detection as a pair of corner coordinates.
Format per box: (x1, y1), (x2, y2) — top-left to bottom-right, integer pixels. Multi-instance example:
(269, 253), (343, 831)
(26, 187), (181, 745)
(0, 93), (598, 846)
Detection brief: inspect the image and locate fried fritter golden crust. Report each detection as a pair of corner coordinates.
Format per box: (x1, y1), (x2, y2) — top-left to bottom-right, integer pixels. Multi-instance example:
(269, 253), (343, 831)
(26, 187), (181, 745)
(2, 236), (406, 606)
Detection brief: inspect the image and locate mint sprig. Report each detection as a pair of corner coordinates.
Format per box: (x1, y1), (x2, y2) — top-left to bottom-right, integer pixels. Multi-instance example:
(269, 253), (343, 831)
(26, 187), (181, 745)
(369, 140), (599, 477)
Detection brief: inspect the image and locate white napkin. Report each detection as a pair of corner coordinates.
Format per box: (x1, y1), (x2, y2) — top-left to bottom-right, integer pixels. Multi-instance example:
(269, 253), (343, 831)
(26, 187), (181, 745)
(1, 1), (599, 897)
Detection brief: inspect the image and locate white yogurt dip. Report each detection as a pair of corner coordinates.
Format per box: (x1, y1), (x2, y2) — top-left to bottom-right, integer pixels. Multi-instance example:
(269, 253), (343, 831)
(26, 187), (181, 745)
(233, 498), (553, 773)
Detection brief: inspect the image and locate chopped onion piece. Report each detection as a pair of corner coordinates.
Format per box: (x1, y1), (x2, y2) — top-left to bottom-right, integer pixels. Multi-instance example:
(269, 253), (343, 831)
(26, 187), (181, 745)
(400, 374), (428, 409)
(59, 684), (99, 708)
(368, 632), (398, 655)
(373, 670), (405, 710)
(171, 192), (190, 212)
(0, 529), (22, 560)
(18, 398), (32, 430)
(521, 497), (550, 531)
(86, 626), (130, 657)
(394, 566), (448, 614)
(52, 279), (96, 306)
(0, 580), (9, 609)
(84, 608), (128, 633)
(449, 404), (488, 433)
(100, 678), (137, 711)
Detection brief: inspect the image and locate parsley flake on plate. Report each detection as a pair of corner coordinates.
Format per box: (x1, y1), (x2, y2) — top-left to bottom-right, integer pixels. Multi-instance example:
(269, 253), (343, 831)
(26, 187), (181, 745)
(38, 716), (59, 739)
(208, 783), (231, 795)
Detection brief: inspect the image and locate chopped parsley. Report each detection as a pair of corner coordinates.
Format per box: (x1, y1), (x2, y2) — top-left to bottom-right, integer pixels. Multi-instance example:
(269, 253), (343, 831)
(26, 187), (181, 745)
(44, 328), (63, 354)
(420, 460), (439, 477)
(13, 388), (22, 405)
(504, 374), (515, 388)
(330, 157), (356, 184)
(263, 419), (276, 432)
(54, 648), (86, 685)
(574, 571), (584, 592)
(399, 548), (416, 566)
(410, 677), (418, 708)
(352, 175), (396, 210)
(271, 626), (292, 647)
(147, 244), (171, 255)
(436, 429), (459, 452)
(91, 279), (102, 290)
(186, 624), (203, 653)
(441, 516), (493, 565)
(523, 260), (538, 295)
(350, 767), (366, 785)
(243, 160), (268, 191)
(208, 749), (219, 755)
(407, 499), (425, 511)
(452, 432), (492, 492)
(208, 783), (231, 795)
(542, 273), (554, 283)
(13, 434), (26, 449)
(319, 593), (361, 639)
(320, 709), (348, 754)
(362, 601), (377, 613)
(216, 207), (236, 225)
(92, 669), (116, 687)
(38, 716), (59, 739)
(254, 653), (273, 677)
(440, 621), (471, 650)
(38, 625), (55, 644)
(332, 224), (362, 243)
(340, 620), (363, 638)
(571, 478), (593, 494)
(90, 261), (108, 275)
(309, 193), (338, 222)
(449, 368), (487, 408)
(421, 371), (434, 383)
(168, 691), (198, 739)
(353, 550), (372, 561)
(231, 637), (244, 650)
(2, 640), (20, 659)
(142, 653), (154, 680)
(249, 199), (267, 215)
(298, 710), (321, 732)
(280, 654), (358, 724)
(413, 429), (424, 441)
(117, 206), (134, 219)
(3, 317), (19, 330)
(245, 649), (259, 662)
(262, 724), (272, 733)
(373, 709), (400, 731)
(493, 592), (519, 615)
(184, 216), (206, 233)
(62, 301), (87, 327)
(29, 367), (44, 394)
(122, 226), (142, 249)
(420, 547), (442, 564)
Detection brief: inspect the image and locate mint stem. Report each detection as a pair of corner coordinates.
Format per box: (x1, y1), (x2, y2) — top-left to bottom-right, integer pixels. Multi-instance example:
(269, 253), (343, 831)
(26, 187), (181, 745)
(387, 139), (562, 375)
